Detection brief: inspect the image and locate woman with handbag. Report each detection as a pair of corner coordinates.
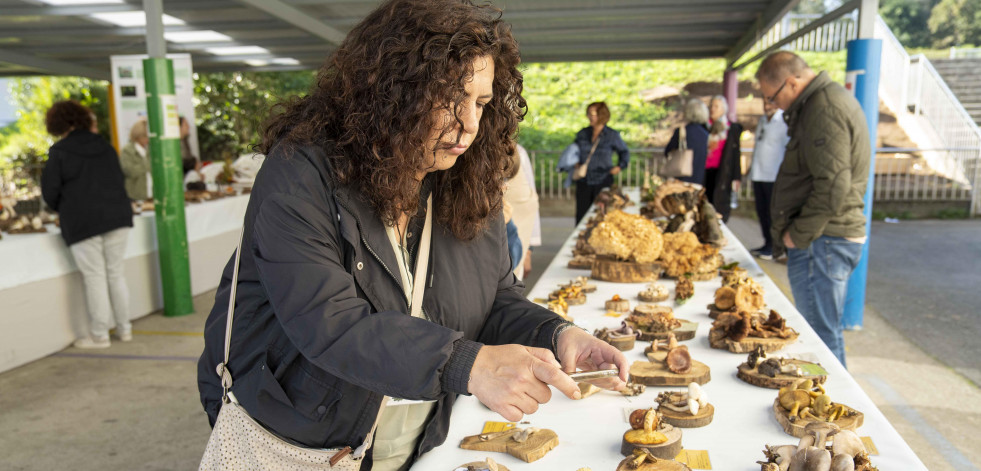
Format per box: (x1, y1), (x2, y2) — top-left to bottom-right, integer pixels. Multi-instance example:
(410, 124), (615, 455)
(705, 95), (745, 222)
(196, 1), (629, 470)
(664, 98), (711, 185)
(571, 101), (630, 224)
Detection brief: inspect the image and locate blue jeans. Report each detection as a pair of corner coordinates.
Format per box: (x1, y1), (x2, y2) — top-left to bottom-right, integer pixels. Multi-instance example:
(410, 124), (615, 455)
(787, 235), (863, 367)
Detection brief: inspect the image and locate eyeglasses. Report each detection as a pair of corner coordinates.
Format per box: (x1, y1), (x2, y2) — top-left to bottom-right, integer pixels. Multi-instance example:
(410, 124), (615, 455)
(766, 78), (790, 104)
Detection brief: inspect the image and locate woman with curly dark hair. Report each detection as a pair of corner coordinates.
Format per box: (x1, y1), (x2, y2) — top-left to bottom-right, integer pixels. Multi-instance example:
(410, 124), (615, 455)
(41, 100), (133, 349)
(197, 1), (628, 469)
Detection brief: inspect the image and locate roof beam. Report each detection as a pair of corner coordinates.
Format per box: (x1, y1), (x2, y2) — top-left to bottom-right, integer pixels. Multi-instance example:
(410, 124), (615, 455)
(724, 0), (802, 66)
(233, 0), (346, 44)
(0, 48), (109, 80)
(2, 4), (139, 16)
(0, 21), (285, 39)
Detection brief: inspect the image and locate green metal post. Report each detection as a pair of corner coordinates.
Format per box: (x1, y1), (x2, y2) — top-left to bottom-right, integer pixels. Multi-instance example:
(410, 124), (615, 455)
(144, 57), (194, 317)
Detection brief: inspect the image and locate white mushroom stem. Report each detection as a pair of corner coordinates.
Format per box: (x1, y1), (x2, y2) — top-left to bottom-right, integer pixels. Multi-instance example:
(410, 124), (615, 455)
(766, 445), (797, 471)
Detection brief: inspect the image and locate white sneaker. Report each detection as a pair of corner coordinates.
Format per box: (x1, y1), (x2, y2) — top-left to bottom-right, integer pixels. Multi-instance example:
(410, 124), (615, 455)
(118, 331), (133, 342)
(73, 337), (111, 349)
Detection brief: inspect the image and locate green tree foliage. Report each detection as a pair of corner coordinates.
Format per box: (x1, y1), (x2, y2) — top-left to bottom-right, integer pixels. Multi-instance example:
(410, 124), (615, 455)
(880, 0), (937, 48)
(193, 70), (313, 160)
(1, 77), (109, 189)
(929, 0), (981, 48)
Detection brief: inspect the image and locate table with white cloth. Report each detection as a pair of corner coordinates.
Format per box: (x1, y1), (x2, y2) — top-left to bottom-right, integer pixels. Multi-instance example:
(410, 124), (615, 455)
(0, 195), (249, 373)
(411, 192), (926, 470)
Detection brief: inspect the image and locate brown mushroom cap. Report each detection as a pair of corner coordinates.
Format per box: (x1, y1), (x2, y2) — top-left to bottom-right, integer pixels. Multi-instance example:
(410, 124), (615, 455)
(727, 313), (752, 341)
(629, 409), (648, 430)
(666, 345), (693, 374)
(714, 286), (736, 310)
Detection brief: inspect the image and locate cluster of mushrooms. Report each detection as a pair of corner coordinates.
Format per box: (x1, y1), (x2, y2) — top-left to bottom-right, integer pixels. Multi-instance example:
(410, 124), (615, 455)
(746, 346), (805, 378)
(656, 383), (709, 416)
(778, 379), (856, 425)
(638, 282), (670, 302)
(758, 422), (876, 471)
(628, 305), (682, 334)
(712, 310), (798, 343)
(650, 332), (692, 374)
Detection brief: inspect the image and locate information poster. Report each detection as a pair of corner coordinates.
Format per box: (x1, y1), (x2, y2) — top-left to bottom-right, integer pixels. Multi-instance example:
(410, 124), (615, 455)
(109, 54), (198, 158)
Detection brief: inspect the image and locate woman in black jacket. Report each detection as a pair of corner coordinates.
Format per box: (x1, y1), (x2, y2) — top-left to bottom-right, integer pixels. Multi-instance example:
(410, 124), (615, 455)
(572, 101), (630, 224)
(40, 100), (134, 349)
(196, 1), (628, 470)
(664, 98), (711, 186)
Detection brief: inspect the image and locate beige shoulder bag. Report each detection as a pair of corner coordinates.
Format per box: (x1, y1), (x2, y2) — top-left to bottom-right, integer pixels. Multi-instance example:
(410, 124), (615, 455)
(571, 137), (601, 182)
(662, 125), (694, 178)
(199, 204), (432, 470)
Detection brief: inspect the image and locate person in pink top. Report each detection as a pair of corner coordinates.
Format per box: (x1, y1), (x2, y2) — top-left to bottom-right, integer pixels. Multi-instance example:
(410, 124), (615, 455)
(704, 95), (744, 222)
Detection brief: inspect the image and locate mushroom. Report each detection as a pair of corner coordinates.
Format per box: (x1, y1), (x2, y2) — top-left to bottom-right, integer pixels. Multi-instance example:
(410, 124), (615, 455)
(779, 362), (803, 377)
(788, 447), (831, 471)
(714, 286), (736, 310)
(629, 409), (648, 430)
(763, 444), (798, 471)
(758, 358), (783, 378)
(727, 312), (752, 341)
(747, 346), (768, 369)
(812, 394), (832, 417)
(688, 382), (708, 411)
(779, 388), (811, 417)
(803, 421), (841, 448)
(830, 454), (855, 471)
(31, 216), (43, 230)
(664, 333), (692, 374)
(831, 430), (865, 458)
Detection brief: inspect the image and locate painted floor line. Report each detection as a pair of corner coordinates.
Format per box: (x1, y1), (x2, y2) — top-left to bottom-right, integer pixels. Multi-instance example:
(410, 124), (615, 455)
(130, 330), (204, 337)
(53, 352), (198, 362)
(861, 373), (979, 471)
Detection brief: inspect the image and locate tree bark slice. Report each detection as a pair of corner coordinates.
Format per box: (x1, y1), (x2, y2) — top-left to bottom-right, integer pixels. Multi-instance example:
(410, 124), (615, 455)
(629, 357), (711, 386)
(620, 426), (683, 458)
(772, 399), (864, 438)
(658, 403), (715, 428)
(459, 428), (559, 463)
(736, 360), (828, 389)
(591, 256), (663, 283)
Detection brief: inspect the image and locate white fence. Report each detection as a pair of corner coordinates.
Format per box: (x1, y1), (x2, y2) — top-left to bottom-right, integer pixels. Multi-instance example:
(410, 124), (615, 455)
(749, 13), (858, 54)
(950, 47), (981, 59)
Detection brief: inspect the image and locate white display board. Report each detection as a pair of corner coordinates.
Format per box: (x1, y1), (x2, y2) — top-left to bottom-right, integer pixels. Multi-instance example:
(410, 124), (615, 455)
(109, 53), (198, 158)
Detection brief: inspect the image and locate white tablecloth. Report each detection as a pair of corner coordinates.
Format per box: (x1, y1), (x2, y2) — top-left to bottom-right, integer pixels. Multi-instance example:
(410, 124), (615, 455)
(411, 195), (926, 471)
(0, 195), (250, 290)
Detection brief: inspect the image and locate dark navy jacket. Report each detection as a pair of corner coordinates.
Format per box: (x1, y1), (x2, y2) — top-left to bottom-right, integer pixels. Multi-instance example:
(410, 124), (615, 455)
(574, 126), (630, 186)
(197, 143), (566, 468)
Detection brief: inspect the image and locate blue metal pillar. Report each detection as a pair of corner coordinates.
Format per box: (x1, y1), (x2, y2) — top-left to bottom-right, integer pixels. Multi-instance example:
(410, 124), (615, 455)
(842, 38), (882, 330)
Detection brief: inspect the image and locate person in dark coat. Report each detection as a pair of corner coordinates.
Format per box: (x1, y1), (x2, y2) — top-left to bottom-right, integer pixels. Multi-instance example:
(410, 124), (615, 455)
(196, 2), (629, 470)
(572, 101), (630, 224)
(704, 95), (744, 222)
(664, 98), (711, 186)
(41, 100), (134, 349)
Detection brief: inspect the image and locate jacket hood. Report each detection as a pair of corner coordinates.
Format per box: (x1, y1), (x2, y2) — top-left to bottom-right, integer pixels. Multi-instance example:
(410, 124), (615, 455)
(51, 129), (112, 158)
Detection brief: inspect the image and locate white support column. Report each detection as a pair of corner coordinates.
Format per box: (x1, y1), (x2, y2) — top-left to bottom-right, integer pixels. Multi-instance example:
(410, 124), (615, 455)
(857, 0), (878, 39)
(143, 0), (166, 58)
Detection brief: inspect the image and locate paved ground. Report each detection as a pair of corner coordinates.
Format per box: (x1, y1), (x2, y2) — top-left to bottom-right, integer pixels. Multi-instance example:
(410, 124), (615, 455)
(1, 205), (979, 470)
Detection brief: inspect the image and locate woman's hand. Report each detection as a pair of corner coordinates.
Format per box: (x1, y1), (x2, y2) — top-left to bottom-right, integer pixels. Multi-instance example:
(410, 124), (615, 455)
(610, 167), (622, 176)
(732, 179), (741, 193)
(468, 344), (581, 422)
(556, 327), (629, 391)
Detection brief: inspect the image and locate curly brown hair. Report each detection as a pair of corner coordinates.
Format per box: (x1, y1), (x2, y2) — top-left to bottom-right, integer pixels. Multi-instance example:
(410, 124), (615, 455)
(259, 0), (526, 241)
(45, 100), (94, 137)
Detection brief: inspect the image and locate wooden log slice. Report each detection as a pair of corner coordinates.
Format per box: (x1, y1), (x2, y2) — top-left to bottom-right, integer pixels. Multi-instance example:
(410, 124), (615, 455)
(772, 399), (864, 438)
(592, 257), (663, 283)
(638, 291), (670, 303)
(457, 461), (510, 471)
(567, 255), (594, 270)
(606, 299), (631, 312)
(658, 403), (715, 428)
(551, 293), (587, 305)
(736, 360), (828, 389)
(633, 320), (698, 342)
(620, 426), (683, 458)
(607, 335), (637, 351)
(616, 458), (691, 471)
(629, 357), (711, 386)
(459, 428), (559, 463)
(708, 331), (798, 353)
(706, 304), (732, 320)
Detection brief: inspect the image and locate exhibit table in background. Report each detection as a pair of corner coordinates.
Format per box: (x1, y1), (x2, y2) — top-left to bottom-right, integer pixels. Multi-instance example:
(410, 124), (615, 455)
(411, 193), (926, 471)
(0, 195), (248, 374)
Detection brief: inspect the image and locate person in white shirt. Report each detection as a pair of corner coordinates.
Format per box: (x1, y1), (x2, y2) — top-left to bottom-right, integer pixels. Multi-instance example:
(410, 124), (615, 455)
(749, 99), (789, 260)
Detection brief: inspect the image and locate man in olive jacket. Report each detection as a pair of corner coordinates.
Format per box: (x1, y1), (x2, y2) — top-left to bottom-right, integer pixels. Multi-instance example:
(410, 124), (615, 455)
(756, 52), (870, 367)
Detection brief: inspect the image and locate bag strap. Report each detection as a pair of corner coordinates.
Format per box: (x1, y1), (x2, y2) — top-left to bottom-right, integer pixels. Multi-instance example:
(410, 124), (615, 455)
(679, 125), (687, 152)
(582, 135), (601, 168)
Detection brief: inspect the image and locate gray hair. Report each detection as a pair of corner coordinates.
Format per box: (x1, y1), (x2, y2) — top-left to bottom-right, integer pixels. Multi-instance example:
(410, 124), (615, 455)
(756, 51), (811, 86)
(683, 98), (709, 124)
(710, 95), (728, 116)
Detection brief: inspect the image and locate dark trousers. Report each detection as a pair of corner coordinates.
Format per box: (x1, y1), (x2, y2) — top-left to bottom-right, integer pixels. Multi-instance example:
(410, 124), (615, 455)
(575, 180), (608, 225)
(752, 181), (775, 251)
(704, 167), (731, 222)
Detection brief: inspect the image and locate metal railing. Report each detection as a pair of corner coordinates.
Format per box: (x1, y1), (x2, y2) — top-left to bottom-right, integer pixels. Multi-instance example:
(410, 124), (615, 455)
(530, 147), (977, 207)
(749, 13), (858, 55)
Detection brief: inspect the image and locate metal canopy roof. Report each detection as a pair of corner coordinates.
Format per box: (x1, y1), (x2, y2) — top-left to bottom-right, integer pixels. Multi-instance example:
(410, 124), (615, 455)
(0, 0), (799, 80)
